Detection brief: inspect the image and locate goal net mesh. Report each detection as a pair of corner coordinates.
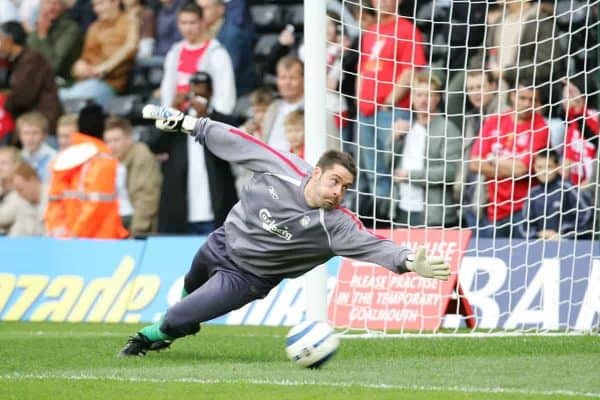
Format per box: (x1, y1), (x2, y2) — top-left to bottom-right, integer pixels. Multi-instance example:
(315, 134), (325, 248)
(324, 0), (600, 334)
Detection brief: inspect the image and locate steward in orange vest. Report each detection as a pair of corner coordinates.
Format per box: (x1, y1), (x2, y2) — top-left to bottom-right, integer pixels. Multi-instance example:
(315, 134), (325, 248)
(46, 132), (128, 238)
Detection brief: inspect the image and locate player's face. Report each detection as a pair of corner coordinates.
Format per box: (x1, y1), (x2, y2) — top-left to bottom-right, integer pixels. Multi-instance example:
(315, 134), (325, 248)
(18, 123), (46, 154)
(178, 12), (204, 43)
(313, 164), (354, 210)
(534, 156), (559, 184)
(276, 63), (304, 103)
(103, 128), (132, 160)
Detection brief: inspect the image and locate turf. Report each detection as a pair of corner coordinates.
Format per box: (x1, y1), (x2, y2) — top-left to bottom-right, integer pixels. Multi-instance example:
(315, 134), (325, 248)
(0, 322), (598, 399)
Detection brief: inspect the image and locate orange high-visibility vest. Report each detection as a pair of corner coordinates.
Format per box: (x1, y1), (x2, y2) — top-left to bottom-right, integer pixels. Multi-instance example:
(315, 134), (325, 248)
(46, 133), (129, 239)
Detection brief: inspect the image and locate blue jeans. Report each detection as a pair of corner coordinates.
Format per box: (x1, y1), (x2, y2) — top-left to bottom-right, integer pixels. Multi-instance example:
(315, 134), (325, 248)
(358, 108), (410, 200)
(59, 78), (115, 109)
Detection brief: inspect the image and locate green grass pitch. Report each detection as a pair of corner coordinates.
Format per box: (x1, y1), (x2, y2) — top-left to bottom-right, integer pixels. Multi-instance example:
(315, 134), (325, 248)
(0, 322), (598, 399)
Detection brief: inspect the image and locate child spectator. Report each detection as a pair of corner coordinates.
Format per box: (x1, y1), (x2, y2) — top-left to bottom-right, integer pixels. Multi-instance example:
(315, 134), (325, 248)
(284, 109), (304, 159)
(241, 86), (273, 139)
(0, 146), (24, 235)
(56, 113), (78, 150)
(17, 111), (56, 184)
(519, 149), (593, 240)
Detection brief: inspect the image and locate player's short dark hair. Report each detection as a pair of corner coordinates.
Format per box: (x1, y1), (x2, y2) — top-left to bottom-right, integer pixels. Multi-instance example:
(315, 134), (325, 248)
(0, 21), (27, 46)
(535, 148), (559, 165)
(179, 2), (203, 18)
(316, 150), (357, 180)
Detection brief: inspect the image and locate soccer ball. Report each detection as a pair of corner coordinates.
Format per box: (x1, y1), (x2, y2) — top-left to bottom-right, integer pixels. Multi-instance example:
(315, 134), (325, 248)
(285, 320), (339, 368)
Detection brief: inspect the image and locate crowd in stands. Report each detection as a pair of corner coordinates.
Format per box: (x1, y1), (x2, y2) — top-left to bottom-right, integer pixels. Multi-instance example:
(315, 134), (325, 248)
(0, 0), (598, 242)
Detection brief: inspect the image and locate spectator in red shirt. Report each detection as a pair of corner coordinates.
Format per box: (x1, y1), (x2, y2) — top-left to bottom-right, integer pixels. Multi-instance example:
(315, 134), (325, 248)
(561, 76), (599, 188)
(356, 0), (426, 219)
(469, 75), (550, 238)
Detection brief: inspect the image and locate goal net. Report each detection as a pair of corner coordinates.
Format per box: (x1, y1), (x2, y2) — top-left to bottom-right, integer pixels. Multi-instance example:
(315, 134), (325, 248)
(323, 0), (600, 334)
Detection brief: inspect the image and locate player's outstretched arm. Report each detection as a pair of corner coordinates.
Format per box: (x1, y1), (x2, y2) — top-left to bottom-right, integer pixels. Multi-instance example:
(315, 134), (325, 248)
(142, 105), (308, 177)
(328, 215), (450, 281)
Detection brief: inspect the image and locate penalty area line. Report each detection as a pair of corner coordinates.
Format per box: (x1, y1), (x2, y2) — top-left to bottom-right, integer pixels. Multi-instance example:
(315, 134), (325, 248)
(1, 373), (599, 398)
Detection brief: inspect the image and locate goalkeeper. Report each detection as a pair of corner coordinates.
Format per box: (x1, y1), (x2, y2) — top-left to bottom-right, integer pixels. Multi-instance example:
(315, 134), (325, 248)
(118, 105), (451, 357)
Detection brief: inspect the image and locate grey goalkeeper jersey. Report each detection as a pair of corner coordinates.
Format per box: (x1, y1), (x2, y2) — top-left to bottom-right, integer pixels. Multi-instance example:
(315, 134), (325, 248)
(192, 118), (412, 279)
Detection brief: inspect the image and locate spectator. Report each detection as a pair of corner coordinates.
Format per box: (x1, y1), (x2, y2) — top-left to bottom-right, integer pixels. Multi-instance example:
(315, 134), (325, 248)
(455, 66), (508, 227)
(56, 113), (77, 150)
(60, 0), (139, 109)
(196, 0), (257, 96)
(393, 71), (461, 228)
(240, 86), (274, 139)
(123, 0), (155, 60)
(356, 0), (427, 219)
(161, 2), (235, 115)
(0, 146), (23, 235)
(561, 76), (599, 188)
(0, 0), (19, 24)
(153, 0), (184, 58)
(16, 111), (56, 183)
(447, 0), (564, 134)
(8, 161), (46, 236)
(469, 75), (550, 238)
(156, 70), (239, 234)
(284, 109), (304, 159)
(45, 101), (128, 238)
(103, 116), (162, 237)
(27, 0), (83, 84)
(519, 149), (592, 240)
(0, 21), (62, 135)
(262, 56), (304, 152)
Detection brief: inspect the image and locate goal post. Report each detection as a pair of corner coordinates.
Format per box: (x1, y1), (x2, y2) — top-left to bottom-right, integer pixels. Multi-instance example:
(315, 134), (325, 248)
(306, 0), (600, 334)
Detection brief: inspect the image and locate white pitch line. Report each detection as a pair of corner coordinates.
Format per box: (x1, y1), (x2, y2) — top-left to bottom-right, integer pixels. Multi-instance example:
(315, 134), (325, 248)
(1, 372), (599, 398)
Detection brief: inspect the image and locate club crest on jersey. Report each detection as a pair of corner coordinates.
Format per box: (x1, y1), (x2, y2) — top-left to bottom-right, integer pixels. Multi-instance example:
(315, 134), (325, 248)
(259, 208), (292, 240)
(300, 216), (311, 227)
(268, 186), (279, 199)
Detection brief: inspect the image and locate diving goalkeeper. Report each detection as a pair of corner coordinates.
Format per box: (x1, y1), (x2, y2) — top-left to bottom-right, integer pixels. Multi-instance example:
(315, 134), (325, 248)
(118, 105), (451, 357)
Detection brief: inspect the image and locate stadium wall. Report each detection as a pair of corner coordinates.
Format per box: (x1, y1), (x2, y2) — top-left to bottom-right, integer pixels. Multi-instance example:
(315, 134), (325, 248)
(0, 235), (598, 331)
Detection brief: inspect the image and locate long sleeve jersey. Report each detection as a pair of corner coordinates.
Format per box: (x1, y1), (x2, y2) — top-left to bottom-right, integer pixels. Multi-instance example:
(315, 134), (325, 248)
(191, 118), (412, 279)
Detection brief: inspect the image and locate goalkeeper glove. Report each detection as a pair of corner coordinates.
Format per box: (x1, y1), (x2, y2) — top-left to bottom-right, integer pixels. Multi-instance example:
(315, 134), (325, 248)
(405, 247), (451, 281)
(142, 104), (198, 134)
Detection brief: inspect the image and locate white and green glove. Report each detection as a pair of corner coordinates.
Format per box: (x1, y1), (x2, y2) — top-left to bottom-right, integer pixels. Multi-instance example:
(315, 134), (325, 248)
(405, 247), (451, 281)
(142, 104), (198, 133)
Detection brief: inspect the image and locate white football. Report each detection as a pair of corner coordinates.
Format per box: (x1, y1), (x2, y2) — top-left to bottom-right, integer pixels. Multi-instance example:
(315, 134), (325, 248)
(285, 320), (339, 368)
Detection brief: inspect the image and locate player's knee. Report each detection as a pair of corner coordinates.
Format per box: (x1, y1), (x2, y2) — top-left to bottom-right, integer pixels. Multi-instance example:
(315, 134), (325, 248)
(160, 315), (201, 338)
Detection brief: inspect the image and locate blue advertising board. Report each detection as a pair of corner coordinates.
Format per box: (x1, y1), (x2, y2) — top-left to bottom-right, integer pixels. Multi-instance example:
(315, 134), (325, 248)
(459, 239), (600, 330)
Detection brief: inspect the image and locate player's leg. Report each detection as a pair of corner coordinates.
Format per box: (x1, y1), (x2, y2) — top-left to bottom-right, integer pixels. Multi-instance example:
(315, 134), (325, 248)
(118, 231), (221, 357)
(159, 265), (278, 339)
(119, 266), (278, 357)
